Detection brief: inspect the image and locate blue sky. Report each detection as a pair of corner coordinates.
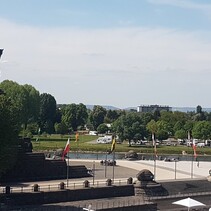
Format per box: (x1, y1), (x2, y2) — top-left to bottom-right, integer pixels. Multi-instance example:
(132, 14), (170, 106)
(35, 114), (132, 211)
(0, 0), (211, 108)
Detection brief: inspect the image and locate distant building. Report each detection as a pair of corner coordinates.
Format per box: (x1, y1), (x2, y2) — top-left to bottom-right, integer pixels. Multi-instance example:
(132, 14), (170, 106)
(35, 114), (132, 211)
(137, 104), (172, 113)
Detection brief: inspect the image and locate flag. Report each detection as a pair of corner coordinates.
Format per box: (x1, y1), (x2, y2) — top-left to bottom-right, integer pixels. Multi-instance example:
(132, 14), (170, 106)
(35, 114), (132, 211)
(192, 144), (197, 158)
(75, 132), (79, 142)
(62, 138), (70, 160)
(0, 49), (3, 58)
(108, 137), (116, 154)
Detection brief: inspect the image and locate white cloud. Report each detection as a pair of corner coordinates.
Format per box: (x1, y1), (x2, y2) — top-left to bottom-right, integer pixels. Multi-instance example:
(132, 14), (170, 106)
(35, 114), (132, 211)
(147, 0), (211, 11)
(1, 18), (211, 107)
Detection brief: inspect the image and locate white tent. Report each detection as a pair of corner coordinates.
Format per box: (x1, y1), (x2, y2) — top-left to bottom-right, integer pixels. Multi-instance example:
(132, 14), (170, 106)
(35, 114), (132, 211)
(172, 197), (205, 211)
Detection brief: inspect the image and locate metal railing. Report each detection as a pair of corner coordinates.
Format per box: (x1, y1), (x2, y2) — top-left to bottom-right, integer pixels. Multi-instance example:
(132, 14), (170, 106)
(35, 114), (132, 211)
(0, 179), (131, 194)
(146, 191), (211, 201)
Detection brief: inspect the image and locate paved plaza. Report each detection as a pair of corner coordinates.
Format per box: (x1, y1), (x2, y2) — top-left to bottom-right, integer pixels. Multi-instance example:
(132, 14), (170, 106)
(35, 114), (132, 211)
(3, 159), (210, 188)
(70, 158), (211, 181)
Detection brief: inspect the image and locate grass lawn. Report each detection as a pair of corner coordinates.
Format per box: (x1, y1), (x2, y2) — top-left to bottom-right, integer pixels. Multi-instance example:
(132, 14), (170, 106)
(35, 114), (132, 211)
(31, 134), (211, 155)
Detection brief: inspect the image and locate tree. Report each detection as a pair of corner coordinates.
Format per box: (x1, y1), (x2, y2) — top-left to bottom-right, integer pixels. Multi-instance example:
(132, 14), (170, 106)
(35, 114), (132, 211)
(97, 123), (109, 134)
(104, 109), (120, 123)
(173, 121), (184, 133)
(112, 113), (146, 145)
(192, 121), (211, 140)
(22, 84), (40, 126)
(175, 129), (187, 139)
(156, 120), (170, 140)
(76, 103), (88, 129)
(184, 120), (194, 139)
(146, 120), (158, 137)
(54, 122), (68, 134)
(61, 103), (88, 132)
(89, 105), (107, 130)
(140, 112), (154, 126)
(0, 80), (29, 127)
(0, 94), (20, 176)
(39, 93), (57, 134)
(0, 80), (40, 132)
(62, 104), (77, 131)
(196, 105), (202, 114)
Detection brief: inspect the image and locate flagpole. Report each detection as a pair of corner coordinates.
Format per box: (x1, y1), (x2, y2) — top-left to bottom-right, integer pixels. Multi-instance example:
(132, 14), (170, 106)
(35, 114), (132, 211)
(93, 161), (95, 185)
(152, 133), (156, 180)
(67, 154), (69, 187)
(112, 150), (115, 183)
(105, 151), (107, 178)
(191, 152), (194, 179)
(63, 138), (70, 187)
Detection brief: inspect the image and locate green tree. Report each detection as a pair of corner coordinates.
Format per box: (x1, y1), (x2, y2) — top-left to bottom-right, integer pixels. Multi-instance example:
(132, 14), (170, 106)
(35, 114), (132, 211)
(104, 109), (120, 123)
(140, 112), (154, 126)
(113, 113), (146, 145)
(0, 94), (20, 176)
(175, 129), (187, 139)
(97, 123), (109, 134)
(0, 80), (28, 127)
(146, 119), (158, 147)
(146, 120), (158, 138)
(184, 120), (194, 139)
(76, 103), (88, 129)
(173, 121), (184, 133)
(192, 121), (211, 140)
(156, 120), (170, 140)
(39, 93), (57, 134)
(54, 122), (68, 134)
(89, 105), (107, 130)
(61, 103), (88, 131)
(0, 80), (40, 132)
(196, 105), (202, 114)
(62, 104), (77, 131)
(23, 84), (40, 124)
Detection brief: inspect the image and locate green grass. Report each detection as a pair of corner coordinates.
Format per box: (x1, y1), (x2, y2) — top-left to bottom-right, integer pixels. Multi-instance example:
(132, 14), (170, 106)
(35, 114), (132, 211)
(31, 134), (211, 155)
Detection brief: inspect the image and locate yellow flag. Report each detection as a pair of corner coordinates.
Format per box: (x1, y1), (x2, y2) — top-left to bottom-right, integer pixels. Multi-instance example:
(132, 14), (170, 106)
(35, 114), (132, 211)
(110, 137), (116, 153)
(75, 132), (79, 142)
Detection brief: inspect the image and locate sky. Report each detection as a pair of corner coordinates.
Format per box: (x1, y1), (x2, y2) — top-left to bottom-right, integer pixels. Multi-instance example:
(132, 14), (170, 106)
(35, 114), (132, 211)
(0, 0), (211, 109)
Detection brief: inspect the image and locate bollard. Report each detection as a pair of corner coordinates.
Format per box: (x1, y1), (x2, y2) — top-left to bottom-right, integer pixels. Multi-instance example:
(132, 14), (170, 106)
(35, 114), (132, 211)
(33, 184), (39, 192)
(106, 179), (112, 186)
(127, 177), (133, 184)
(5, 186), (10, 194)
(83, 180), (90, 188)
(59, 182), (65, 190)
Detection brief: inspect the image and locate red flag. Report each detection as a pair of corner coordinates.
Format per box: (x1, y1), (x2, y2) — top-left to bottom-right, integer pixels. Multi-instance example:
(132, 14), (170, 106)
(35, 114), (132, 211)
(192, 144), (197, 158)
(62, 138), (70, 160)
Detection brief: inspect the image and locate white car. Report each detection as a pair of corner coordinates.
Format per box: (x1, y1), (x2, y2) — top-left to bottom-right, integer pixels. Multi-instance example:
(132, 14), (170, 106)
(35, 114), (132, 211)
(197, 142), (205, 147)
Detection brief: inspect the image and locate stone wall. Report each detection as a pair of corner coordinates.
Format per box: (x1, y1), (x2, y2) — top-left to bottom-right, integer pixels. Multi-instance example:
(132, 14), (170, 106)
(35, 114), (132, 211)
(0, 185), (135, 206)
(0, 152), (89, 182)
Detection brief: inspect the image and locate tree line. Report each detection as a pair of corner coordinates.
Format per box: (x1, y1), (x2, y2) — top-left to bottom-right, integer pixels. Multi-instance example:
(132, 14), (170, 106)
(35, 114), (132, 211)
(1, 80), (211, 142)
